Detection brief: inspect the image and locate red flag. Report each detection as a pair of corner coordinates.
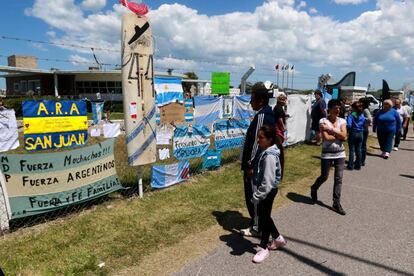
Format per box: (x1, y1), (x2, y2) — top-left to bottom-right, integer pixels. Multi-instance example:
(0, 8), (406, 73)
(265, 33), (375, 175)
(120, 0), (149, 16)
(275, 64), (279, 71)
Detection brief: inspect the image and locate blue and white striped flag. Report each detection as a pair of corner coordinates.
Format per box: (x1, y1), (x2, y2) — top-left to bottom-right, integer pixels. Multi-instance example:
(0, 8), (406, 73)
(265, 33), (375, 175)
(92, 101), (104, 125)
(151, 160), (190, 189)
(154, 77), (184, 107)
(173, 124), (211, 160)
(233, 95), (254, 119)
(194, 96), (223, 125)
(214, 119), (250, 150)
(184, 98), (194, 122)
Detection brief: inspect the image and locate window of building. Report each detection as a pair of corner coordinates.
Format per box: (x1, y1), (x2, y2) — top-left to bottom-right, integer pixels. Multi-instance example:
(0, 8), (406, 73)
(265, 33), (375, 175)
(28, 80), (41, 92)
(75, 81), (123, 95)
(20, 80), (28, 92)
(13, 82), (20, 92)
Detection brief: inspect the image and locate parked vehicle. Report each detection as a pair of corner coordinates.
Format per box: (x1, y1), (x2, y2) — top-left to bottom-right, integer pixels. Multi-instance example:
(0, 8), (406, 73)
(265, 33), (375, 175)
(364, 94), (380, 115)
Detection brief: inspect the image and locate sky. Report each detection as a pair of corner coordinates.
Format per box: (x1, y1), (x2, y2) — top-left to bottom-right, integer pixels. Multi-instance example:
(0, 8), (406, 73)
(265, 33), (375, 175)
(0, 0), (413, 91)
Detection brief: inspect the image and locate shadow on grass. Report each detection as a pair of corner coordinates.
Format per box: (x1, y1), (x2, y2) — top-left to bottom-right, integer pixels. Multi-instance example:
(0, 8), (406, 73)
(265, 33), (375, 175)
(400, 174), (414, 180)
(286, 192), (334, 212)
(212, 210), (256, 256)
(312, 155), (321, 160)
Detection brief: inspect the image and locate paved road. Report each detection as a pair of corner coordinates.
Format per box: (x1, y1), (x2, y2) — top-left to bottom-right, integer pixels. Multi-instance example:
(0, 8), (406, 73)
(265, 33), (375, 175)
(173, 137), (414, 276)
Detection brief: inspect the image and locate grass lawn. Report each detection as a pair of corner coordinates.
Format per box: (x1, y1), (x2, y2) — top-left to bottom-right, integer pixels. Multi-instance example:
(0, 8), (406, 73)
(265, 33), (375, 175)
(0, 136), (378, 275)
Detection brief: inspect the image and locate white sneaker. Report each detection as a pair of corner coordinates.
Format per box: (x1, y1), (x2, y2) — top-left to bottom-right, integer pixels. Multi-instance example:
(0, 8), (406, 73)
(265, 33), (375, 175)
(252, 248), (269, 263)
(393, 147), (398, 151)
(240, 227), (261, 237)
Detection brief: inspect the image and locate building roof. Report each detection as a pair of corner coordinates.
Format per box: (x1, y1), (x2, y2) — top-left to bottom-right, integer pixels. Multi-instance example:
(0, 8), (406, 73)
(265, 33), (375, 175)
(0, 65), (186, 78)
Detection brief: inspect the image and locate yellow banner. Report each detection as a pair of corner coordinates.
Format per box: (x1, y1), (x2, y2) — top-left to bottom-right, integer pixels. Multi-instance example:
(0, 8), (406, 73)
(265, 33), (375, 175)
(23, 116), (88, 134)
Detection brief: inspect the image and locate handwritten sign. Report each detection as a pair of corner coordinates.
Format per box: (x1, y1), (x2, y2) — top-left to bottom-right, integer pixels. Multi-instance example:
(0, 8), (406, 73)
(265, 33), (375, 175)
(23, 100), (88, 151)
(173, 125), (211, 160)
(214, 119), (250, 150)
(0, 139), (121, 219)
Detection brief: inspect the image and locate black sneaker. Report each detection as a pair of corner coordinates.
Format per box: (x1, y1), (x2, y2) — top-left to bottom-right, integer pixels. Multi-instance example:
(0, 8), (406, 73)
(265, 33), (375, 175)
(310, 189), (318, 204)
(332, 202), (346, 215)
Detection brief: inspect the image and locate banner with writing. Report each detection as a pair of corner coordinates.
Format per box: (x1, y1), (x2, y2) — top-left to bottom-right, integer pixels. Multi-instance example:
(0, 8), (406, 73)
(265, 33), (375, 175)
(23, 100), (88, 151)
(173, 125), (211, 160)
(0, 109), (19, 153)
(214, 119), (250, 150)
(151, 160), (190, 189)
(0, 139), (122, 219)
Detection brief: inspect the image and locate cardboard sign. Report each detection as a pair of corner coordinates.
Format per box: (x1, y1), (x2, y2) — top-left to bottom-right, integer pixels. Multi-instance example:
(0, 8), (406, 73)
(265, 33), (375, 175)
(22, 100), (88, 151)
(211, 72), (230, 95)
(0, 139), (121, 219)
(160, 103), (185, 124)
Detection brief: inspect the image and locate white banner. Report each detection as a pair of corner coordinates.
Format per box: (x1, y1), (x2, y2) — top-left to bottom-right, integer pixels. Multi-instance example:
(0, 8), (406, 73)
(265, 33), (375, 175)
(286, 95), (312, 146)
(0, 109), (19, 153)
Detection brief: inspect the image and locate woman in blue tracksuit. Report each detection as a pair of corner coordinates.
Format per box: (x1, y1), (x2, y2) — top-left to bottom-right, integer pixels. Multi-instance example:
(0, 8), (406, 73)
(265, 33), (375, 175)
(251, 125), (286, 263)
(373, 99), (402, 159)
(346, 101), (366, 170)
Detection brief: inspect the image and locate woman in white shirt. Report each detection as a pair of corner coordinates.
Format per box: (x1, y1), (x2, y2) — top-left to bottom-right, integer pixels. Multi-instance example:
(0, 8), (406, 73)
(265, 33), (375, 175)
(310, 99), (347, 215)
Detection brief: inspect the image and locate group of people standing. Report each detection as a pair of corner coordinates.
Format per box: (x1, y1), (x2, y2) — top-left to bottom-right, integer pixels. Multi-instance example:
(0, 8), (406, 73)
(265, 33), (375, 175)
(239, 87), (412, 264)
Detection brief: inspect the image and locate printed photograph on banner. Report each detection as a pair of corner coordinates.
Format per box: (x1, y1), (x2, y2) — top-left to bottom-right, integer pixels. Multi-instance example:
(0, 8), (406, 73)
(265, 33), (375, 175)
(0, 109), (19, 153)
(214, 119), (250, 150)
(173, 125), (211, 160)
(0, 139), (122, 219)
(151, 161), (190, 189)
(22, 100), (88, 151)
(222, 98), (233, 119)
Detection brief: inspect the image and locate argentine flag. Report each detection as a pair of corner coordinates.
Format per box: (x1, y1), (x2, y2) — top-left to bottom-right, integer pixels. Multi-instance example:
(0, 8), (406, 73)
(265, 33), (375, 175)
(154, 77), (184, 107)
(233, 95), (254, 119)
(151, 161), (190, 189)
(194, 96), (223, 125)
(214, 119), (250, 150)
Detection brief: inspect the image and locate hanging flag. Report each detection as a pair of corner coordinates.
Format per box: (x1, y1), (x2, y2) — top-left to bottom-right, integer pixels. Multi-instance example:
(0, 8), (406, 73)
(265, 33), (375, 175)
(275, 64), (279, 71)
(184, 98), (194, 122)
(151, 161), (190, 189)
(214, 119), (250, 150)
(291, 65), (295, 70)
(285, 64), (290, 70)
(194, 96), (223, 125)
(92, 101), (104, 125)
(202, 149), (222, 170)
(233, 95), (254, 119)
(173, 125), (211, 160)
(154, 77), (184, 107)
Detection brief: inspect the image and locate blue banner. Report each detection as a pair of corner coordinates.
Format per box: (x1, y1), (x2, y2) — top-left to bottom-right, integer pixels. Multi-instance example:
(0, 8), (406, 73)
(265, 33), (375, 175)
(173, 125), (211, 160)
(214, 119), (250, 150)
(194, 96), (222, 125)
(233, 95), (254, 119)
(202, 149), (221, 170)
(22, 100), (88, 151)
(151, 161), (190, 189)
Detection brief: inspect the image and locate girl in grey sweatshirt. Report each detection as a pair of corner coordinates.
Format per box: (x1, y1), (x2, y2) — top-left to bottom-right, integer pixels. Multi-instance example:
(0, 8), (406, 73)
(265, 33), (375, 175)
(251, 125), (287, 263)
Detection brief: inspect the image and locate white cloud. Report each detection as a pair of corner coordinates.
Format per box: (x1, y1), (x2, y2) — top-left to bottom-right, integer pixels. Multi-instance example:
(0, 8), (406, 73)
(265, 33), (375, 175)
(334, 0), (368, 5)
(69, 54), (93, 66)
(25, 0), (414, 80)
(81, 0), (106, 11)
(297, 1), (307, 9)
(309, 7), (318, 14)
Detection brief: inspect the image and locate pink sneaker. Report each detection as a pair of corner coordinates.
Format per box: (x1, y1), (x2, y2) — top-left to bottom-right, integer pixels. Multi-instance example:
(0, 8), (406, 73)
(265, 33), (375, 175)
(268, 235), (287, 250)
(252, 248), (269, 263)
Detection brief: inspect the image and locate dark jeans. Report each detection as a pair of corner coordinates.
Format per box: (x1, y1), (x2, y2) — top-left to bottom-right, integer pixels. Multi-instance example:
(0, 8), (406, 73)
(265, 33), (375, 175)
(361, 129), (369, 165)
(311, 158), (345, 203)
(348, 131), (363, 169)
(394, 131), (401, 148)
(243, 170), (258, 231)
(257, 188), (280, 249)
(402, 121), (409, 140)
(377, 130), (394, 153)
